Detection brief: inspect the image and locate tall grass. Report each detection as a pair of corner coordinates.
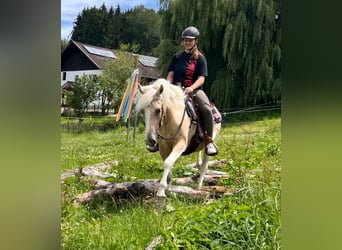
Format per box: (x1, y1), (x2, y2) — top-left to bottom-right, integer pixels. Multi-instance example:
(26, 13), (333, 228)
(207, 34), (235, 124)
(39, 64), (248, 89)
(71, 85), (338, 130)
(61, 116), (281, 249)
(62, 200), (165, 249)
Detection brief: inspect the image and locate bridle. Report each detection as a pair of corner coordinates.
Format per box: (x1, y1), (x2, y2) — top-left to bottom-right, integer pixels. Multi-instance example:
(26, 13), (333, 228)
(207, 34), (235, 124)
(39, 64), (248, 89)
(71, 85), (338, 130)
(156, 101), (187, 141)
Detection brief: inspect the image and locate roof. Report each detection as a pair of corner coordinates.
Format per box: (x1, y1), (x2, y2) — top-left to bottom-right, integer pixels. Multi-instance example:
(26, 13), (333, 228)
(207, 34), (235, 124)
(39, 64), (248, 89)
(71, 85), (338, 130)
(138, 55), (158, 67)
(62, 41), (161, 79)
(61, 81), (74, 91)
(68, 40), (117, 69)
(134, 54), (161, 79)
(138, 64), (161, 79)
(61, 80), (73, 88)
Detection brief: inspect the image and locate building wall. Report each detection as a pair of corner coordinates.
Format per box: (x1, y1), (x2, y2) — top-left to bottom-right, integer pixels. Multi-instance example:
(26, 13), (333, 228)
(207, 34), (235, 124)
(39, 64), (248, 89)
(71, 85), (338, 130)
(61, 69), (103, 82)
(61, 45), (99, 71)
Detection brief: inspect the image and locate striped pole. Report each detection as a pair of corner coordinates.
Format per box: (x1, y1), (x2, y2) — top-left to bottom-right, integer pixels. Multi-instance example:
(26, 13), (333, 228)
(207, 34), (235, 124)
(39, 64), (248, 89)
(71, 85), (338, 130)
(124, 70), (139, 122)
(115, 69), (139, 122)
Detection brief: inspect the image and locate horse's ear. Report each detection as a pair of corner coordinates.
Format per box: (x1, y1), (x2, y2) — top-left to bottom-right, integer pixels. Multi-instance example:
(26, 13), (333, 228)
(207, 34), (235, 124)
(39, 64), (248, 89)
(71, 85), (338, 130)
(158, 84), (164, 95)
(138, 84), (145, 94)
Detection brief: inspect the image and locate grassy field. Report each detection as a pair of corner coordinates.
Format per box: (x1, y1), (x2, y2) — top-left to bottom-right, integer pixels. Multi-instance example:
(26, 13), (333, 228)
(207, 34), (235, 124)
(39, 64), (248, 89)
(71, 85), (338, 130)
(61, 116), (281, 249)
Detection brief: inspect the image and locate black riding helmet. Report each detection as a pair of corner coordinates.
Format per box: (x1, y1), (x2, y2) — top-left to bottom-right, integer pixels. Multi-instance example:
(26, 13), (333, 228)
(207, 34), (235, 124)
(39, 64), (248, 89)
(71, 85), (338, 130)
(181, 26), (200, 39)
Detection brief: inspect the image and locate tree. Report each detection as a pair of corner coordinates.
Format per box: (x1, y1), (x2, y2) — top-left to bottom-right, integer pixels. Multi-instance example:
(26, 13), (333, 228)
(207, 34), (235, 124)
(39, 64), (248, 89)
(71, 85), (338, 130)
(109, 5), (124, 49)
(71, 4), (112, 48)
(61, 39), (70, 52)
(121, 5), (161, 55)
(158, 0), (281, 110)
(70, 4), (161, 55)
(65, 75), (99, 120)
(98, 50), (135, 115)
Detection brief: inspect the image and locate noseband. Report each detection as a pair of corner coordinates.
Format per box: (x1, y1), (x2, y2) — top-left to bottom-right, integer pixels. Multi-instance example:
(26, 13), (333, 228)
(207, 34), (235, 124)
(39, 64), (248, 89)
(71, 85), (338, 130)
(154, 99), (187, 140)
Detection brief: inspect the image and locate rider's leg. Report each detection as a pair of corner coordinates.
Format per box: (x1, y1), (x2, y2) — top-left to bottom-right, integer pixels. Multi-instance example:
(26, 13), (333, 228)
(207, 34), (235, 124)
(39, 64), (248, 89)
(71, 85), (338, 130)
(194, 90), (218, 156)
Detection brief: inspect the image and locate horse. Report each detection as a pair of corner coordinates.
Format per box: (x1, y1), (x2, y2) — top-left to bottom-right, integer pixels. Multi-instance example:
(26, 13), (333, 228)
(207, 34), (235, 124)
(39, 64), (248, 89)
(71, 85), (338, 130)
(135, 79), (221, 199)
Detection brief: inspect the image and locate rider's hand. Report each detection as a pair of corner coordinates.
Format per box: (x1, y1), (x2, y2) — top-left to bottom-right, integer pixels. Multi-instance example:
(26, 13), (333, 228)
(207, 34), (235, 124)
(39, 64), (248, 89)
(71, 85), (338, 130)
(184, 86), (194, 94)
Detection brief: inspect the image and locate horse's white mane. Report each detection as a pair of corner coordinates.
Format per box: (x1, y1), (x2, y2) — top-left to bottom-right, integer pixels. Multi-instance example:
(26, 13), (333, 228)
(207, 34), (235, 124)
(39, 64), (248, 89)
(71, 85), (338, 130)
(135, 78), (185, 112)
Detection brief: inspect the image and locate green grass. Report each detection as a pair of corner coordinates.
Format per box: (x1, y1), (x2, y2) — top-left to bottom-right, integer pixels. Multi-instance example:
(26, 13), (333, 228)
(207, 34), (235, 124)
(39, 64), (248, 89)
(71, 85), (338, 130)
(62, 201), (165, 249)
(61, 116), (281, 249)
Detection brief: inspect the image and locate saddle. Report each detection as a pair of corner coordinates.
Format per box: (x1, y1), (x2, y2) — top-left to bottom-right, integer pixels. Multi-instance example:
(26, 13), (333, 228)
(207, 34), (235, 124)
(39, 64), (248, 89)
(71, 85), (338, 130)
(185, 93), (199, 124)
(182, 93), (221, 155)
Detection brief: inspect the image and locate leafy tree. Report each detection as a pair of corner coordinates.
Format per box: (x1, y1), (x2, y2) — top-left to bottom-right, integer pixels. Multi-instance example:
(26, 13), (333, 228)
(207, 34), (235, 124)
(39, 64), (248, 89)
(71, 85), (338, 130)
(65, 75), (99, 119)
(158, 0), (281, 110)
(61, 39), (70, 52)
(71, 4), (112, 48)
(98, 50), (135, 115)
(121, 5), (161, 55)
(70, 4), (161, 55)
(109, 5), (124, 49)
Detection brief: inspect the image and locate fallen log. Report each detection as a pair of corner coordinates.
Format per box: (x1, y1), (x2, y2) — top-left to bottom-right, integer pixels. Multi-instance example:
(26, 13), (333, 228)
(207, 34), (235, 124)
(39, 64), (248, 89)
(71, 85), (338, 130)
(89, 178), (112, 189)
(61, 159), (226, 181)
(75, 180), (229, 206)
(61, 160), (119, 180)
(63, 159), (230, 206)
(172, 174), (229, 186)
(75, 180), (159, 205)
(145, 236), (162, 250)
(185, 159), (227, 168)
(90, 172), (230, 190)
(61, 168), (80, 180)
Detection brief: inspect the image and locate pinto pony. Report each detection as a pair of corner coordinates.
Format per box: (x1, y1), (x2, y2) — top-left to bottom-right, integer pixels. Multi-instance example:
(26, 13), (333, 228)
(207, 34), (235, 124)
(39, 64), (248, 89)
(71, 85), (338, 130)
(135, 79), (221, 198)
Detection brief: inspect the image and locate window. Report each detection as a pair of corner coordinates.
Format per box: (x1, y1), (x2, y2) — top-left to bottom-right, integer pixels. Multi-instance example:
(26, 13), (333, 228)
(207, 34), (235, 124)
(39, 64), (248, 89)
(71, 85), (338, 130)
(62, 72), (66, 80)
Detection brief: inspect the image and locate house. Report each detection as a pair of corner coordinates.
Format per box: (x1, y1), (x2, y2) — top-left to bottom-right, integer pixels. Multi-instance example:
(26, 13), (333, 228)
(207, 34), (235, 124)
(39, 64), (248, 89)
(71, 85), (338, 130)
(61, 40), (161, 110)
(60, 81), (73, 108)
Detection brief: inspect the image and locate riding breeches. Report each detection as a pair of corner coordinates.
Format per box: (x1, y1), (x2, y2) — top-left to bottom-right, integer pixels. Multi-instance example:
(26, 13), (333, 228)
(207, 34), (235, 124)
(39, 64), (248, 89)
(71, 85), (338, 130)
(193, 89), (214, 138)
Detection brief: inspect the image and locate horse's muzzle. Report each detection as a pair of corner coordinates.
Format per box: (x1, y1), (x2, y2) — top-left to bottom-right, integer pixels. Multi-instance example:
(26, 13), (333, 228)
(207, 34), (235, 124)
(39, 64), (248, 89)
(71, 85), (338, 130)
(145, 136), (159, 152)
(146, 144), (159, 152)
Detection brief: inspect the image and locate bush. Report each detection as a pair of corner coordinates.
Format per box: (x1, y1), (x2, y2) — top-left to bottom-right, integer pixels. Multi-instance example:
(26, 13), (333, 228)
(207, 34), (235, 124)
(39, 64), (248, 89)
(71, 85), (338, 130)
(61, 108), (76, 117)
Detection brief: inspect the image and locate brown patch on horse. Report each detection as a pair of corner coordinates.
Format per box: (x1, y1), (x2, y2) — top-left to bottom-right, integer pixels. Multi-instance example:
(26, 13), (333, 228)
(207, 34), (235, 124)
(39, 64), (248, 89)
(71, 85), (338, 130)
(182, 124), (204, 155)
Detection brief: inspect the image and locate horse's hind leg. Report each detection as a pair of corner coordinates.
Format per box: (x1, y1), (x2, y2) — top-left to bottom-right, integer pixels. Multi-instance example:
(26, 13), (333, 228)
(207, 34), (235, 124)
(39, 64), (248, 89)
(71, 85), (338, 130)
(198, 153), (210, 186)
(195, 151), (203, 169)
(167, 171), (172, 184)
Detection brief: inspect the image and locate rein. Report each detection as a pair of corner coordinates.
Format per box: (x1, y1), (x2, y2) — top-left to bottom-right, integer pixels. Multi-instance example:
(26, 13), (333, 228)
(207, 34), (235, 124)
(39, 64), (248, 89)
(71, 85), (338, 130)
(157, 103), (187, 140)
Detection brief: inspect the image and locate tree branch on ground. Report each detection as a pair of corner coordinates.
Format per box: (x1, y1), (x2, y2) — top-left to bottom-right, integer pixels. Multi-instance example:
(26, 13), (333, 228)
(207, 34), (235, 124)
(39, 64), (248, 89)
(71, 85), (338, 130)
(61, 159), (231, 206)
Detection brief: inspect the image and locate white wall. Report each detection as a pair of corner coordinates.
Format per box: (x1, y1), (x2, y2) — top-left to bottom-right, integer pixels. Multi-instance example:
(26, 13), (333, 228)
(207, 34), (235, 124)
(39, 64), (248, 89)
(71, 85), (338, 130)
(61, 69), (106, 110)
(61, 69), (103, 82)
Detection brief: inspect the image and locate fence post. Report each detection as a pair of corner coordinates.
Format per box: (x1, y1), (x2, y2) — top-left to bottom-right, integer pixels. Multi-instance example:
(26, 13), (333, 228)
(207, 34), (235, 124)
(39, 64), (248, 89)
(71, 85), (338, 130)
(133, 111), (139, 143)
(126, 117), (130, 142)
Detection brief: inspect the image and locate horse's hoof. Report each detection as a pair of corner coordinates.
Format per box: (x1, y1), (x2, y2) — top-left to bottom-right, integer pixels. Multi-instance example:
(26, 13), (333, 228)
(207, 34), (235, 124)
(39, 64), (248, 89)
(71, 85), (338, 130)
(154, 196), (166, 214)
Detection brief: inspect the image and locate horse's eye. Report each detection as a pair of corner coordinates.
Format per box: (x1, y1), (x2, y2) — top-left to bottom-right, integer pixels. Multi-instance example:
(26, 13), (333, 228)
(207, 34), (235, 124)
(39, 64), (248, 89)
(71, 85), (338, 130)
(155, 109), (161, 115)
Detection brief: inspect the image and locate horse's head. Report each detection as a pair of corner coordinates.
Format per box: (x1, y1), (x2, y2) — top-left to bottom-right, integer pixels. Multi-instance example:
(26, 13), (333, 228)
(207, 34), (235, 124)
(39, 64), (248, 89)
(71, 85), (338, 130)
(137, 83), (164, 152)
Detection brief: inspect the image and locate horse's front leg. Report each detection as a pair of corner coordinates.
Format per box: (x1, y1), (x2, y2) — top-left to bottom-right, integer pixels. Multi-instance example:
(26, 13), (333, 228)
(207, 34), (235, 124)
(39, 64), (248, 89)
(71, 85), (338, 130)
(157, 147), (185, 198)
